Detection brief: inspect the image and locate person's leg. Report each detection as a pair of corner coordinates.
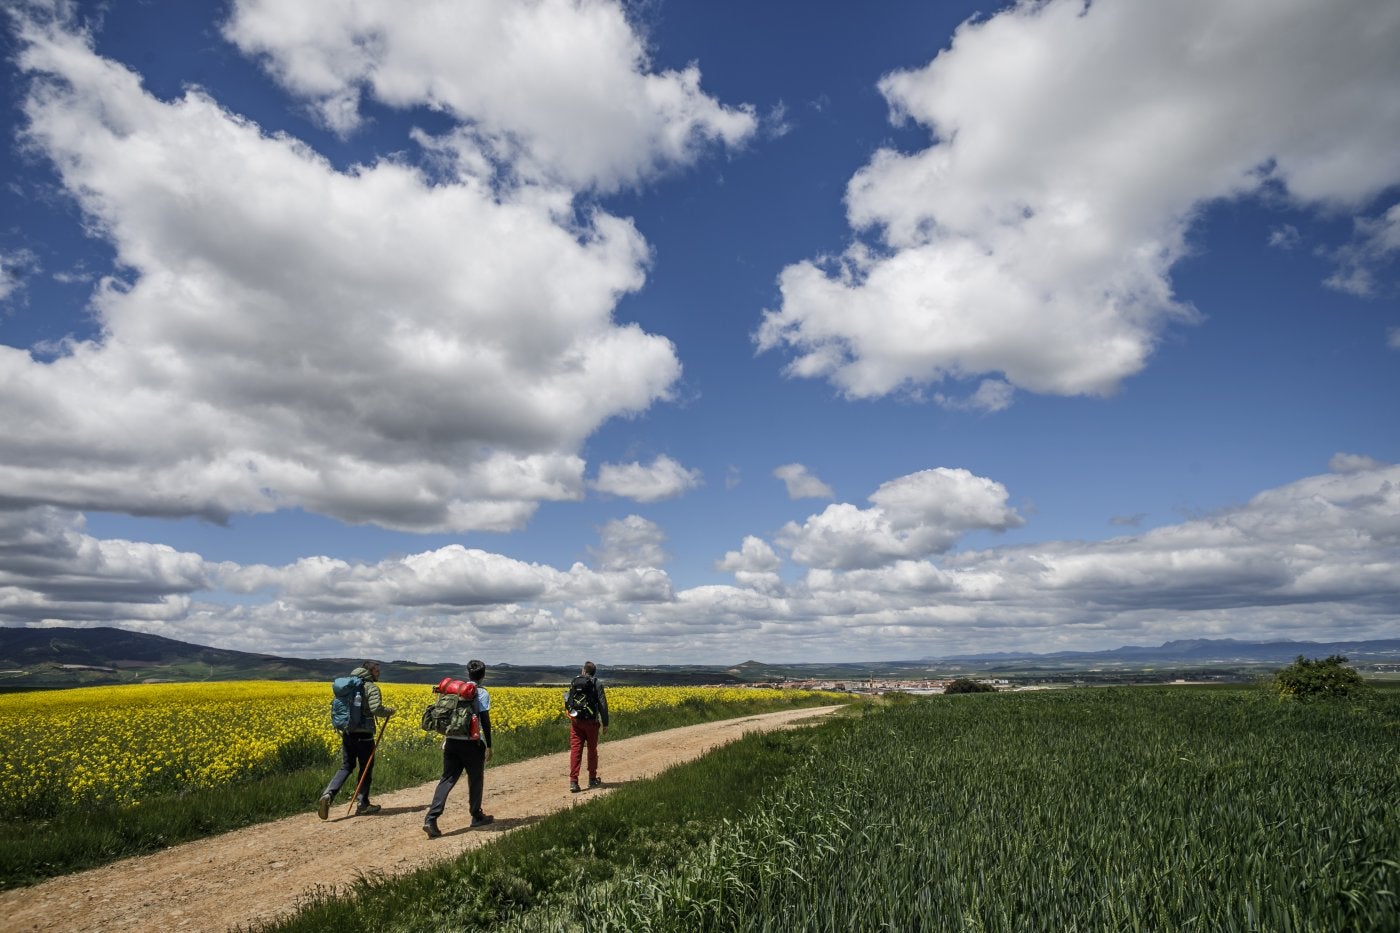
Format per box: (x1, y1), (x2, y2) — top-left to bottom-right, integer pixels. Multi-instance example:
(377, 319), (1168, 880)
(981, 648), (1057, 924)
(426, 742), (467, 822)
(353, 734), (376, 806)
(464, 742), (487, 818)
(569, 719), (585, 783)
(584, 719), (600, 780)
(318, 732), (355, 817)
(323, 733), (356, 798)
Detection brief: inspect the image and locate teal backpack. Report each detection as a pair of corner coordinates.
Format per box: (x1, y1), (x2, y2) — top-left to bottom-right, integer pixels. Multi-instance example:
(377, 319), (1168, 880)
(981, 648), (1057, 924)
(330, 675), (365, 732)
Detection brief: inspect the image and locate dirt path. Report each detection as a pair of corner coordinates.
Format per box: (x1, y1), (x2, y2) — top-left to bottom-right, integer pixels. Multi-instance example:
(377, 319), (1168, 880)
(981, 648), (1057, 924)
(2, 706), (841, 933)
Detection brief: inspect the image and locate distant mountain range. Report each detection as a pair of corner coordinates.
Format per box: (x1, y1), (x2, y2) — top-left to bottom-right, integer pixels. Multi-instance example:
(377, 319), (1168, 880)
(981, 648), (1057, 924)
(927, 637), (1400, 665)
(0, 626), (745, 692)
(2, 626), (1396, 692)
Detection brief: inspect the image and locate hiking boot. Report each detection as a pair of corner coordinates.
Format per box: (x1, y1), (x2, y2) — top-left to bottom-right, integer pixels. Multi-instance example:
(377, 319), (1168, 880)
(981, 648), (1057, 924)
(317, 794), (331, 820)
(588, 776), (604, 788)
(570, 781), (581, 793)
(422, 820), (442, 839)
(355, 802), (381, 816)
(470, 812), (494, 827)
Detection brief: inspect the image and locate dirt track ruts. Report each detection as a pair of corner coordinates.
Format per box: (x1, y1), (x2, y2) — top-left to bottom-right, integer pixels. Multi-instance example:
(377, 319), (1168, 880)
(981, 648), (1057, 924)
(1, 705), (842, 933)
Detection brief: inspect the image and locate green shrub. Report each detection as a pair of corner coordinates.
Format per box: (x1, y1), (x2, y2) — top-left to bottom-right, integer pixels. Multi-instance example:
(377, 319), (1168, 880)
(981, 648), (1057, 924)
(273, 734), (335, 773)
(1270, 654), (1368, 700)
(944, 677), (997, 694)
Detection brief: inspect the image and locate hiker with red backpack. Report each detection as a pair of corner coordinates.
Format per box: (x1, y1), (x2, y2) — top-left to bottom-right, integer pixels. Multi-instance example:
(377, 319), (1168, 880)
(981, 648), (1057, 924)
(422, 659), (494, 838)
(318, 661), (396, 819)
(565, 660), (609, 793)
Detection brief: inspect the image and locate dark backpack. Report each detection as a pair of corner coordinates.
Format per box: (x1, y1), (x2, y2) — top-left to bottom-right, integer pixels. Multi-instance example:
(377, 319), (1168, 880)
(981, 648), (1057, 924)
(421, 677), (483, 740)
(330, 675), (365, 732)
(564, 674), (598, 719)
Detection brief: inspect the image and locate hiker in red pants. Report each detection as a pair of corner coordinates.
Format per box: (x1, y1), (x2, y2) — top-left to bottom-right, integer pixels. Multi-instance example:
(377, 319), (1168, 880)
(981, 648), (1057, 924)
(565, 660), (609, 793)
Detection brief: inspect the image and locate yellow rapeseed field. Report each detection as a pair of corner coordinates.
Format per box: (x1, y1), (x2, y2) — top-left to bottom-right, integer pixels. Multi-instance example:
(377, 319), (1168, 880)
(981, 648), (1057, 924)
(0, 682), (797, 816)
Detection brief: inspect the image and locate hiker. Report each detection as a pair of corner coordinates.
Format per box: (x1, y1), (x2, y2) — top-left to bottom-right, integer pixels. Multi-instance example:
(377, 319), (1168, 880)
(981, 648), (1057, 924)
(565, 660), (609, 793)
(318, 660), (395, 818)
(423, 659), (494, 837)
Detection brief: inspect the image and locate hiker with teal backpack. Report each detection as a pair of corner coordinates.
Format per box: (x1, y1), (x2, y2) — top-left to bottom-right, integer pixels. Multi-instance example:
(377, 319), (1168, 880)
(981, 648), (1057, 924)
(318, 660), (395, 819)
(422, 659), (494, 838)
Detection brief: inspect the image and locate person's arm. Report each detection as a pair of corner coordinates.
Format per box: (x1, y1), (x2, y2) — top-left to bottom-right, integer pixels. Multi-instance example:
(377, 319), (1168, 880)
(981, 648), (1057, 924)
(598, 682), (609, 730)
(479, 698), (493, 762)
(365, 681), (395, 718)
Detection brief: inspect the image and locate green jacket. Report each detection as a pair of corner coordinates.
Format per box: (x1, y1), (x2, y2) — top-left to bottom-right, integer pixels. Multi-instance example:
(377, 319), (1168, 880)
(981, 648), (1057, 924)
(348, 666), (393, 734)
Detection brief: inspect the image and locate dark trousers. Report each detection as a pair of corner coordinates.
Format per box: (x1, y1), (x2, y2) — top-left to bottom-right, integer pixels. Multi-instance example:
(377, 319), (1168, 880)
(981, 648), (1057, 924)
(426, 738), (486, 822)
(323, 732), (376, 804)
(569, 717), (601, 781)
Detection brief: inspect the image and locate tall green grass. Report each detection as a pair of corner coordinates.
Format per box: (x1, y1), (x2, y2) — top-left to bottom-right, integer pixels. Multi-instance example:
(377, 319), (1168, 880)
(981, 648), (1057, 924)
(1, 692), (835, 889)
(257, 688), (1398, 932)
(576, 689), (1399, 932)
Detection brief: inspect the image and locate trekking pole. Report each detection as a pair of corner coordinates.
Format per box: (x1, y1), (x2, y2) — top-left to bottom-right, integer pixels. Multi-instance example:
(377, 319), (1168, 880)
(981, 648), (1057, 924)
(345, 715), (388, 817)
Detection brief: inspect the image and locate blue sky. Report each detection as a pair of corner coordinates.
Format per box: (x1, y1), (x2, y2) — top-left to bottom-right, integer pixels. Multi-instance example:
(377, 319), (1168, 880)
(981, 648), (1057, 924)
(1, 0), (1396, 665)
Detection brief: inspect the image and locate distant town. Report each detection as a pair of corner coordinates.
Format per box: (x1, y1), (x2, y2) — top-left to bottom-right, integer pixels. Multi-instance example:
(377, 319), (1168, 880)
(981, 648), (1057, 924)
(743, 677), (1012, 694)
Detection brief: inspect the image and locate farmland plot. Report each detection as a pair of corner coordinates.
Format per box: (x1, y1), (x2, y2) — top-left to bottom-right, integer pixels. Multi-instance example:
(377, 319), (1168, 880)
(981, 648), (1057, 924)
(0, 682), (806, 818)
(566, 689), (1398, 932)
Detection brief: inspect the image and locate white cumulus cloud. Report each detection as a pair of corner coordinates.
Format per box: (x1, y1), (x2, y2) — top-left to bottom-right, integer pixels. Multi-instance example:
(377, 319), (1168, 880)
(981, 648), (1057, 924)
(0, 249), (37, 302)
(773, 463), (834, 500)
(1325, 202), (1400, 297)
(2, 8), (697, 532)
(716, 535), (783, 592)
(1329, 452), (1388, 474)
(592, 455), (703, 503)
(223, 0), (757, 192)
(588, 514), (670, 572)
(777, 467), (1024, 570)
(0, 506), (210, 622)
(3, 462), (1396, 661)
(757, 0), (1400, 402)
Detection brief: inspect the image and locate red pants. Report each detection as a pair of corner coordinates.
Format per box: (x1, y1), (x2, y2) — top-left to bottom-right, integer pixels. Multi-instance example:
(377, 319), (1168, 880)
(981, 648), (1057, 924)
(569, 717), (601, 781)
